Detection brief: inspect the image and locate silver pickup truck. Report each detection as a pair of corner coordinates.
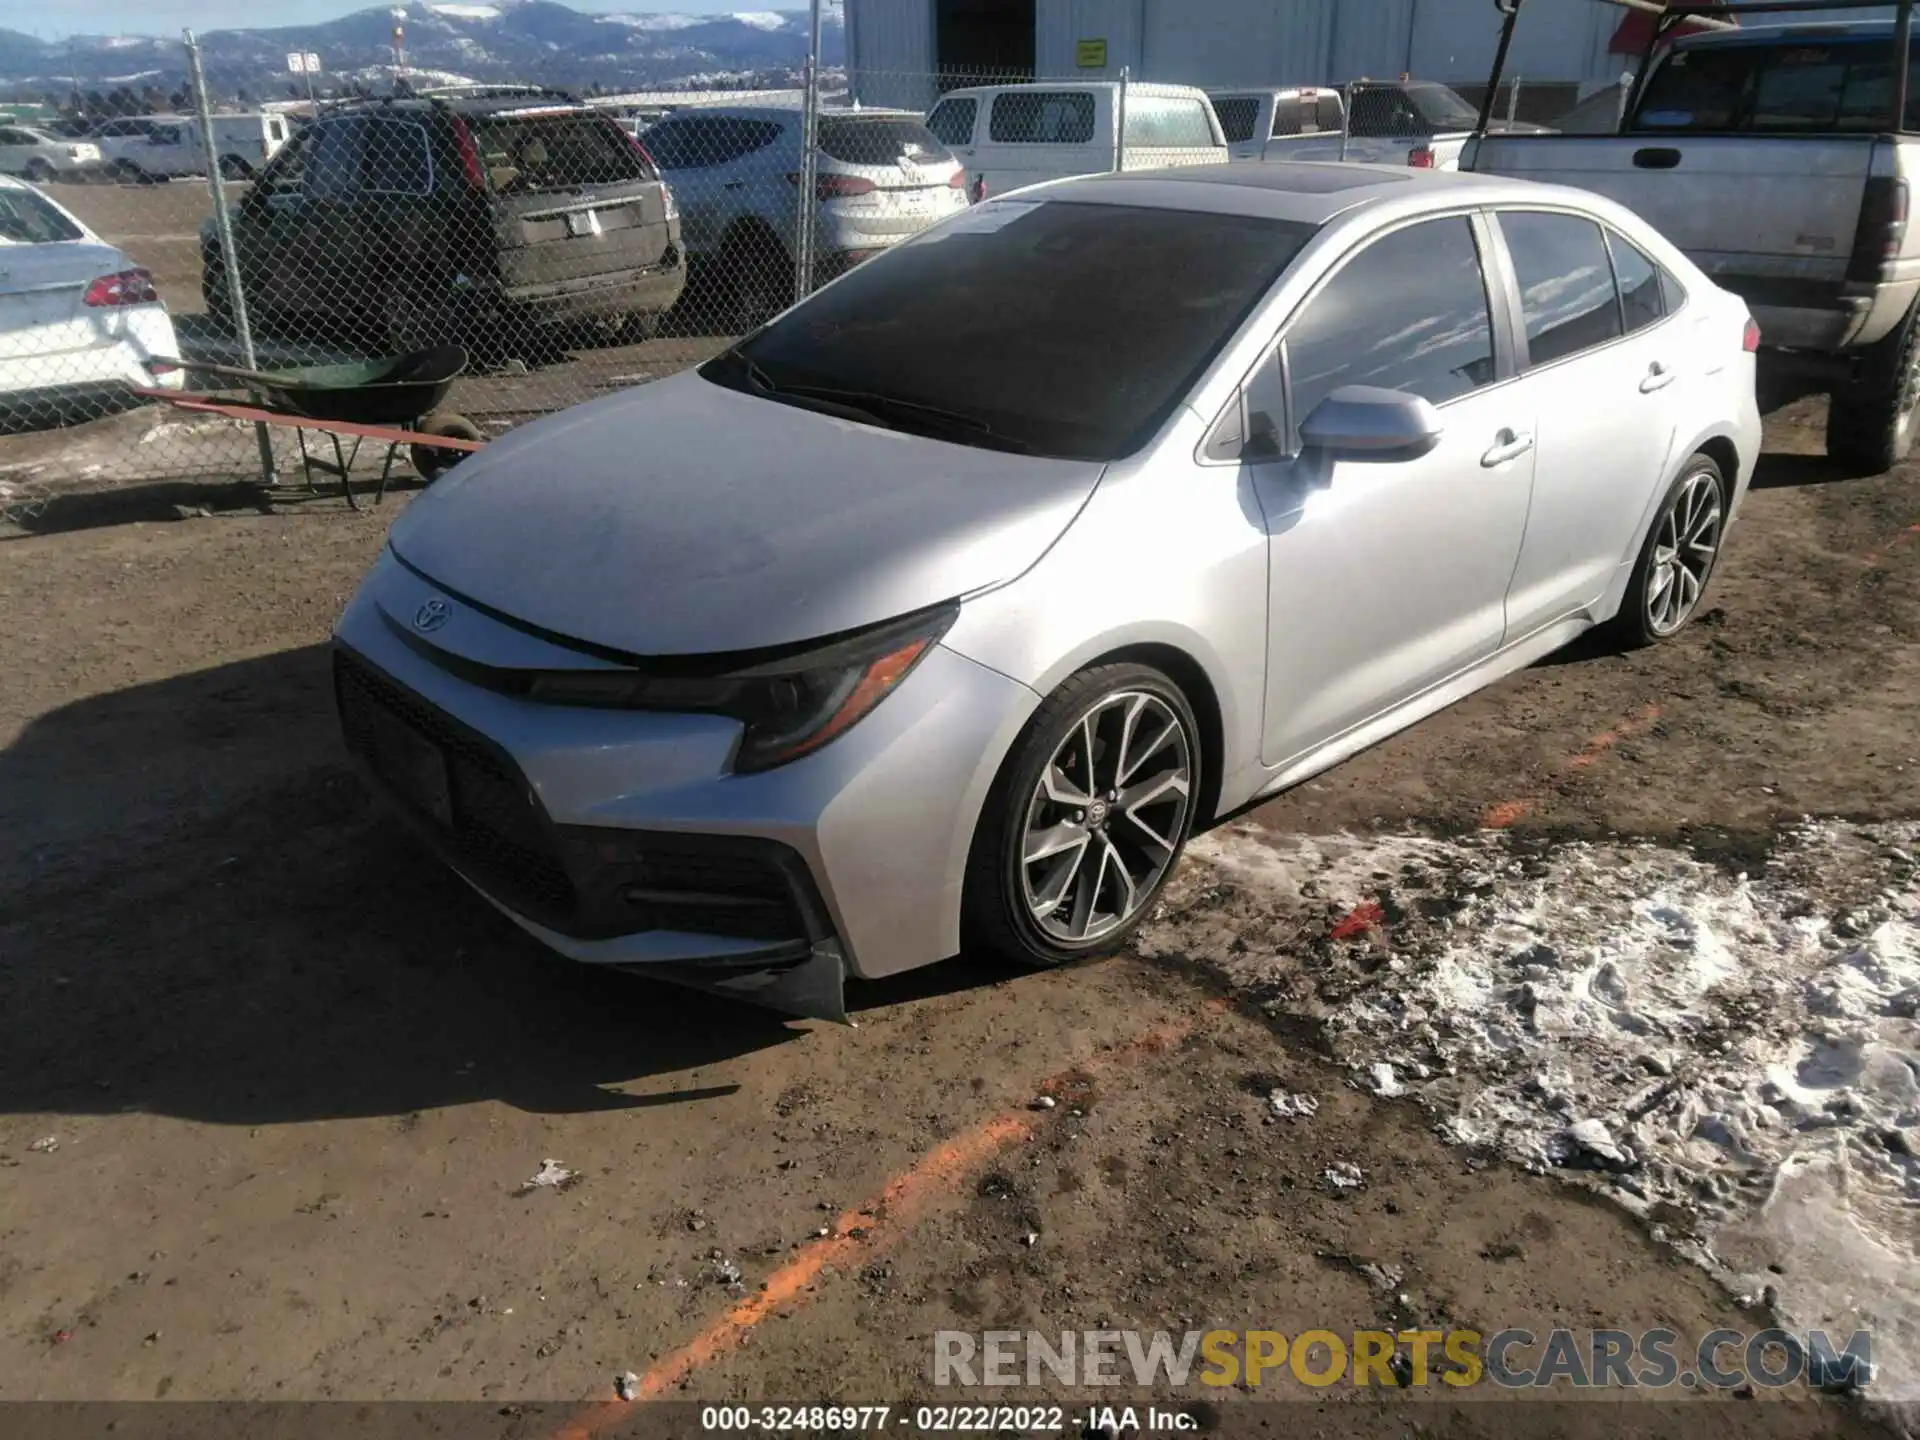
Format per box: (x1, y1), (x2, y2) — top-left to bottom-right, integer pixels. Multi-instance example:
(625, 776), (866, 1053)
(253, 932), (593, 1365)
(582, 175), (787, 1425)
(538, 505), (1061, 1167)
(1465, 9), (1920, 471)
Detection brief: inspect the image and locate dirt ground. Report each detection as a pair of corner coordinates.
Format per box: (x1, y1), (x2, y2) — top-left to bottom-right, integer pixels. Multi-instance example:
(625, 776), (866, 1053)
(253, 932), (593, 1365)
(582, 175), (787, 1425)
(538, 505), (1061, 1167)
(1, 186), (1917, 1436)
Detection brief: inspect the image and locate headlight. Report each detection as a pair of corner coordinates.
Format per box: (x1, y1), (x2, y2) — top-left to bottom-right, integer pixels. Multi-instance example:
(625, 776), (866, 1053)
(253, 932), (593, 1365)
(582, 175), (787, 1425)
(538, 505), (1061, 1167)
(521, 602), (956, 773)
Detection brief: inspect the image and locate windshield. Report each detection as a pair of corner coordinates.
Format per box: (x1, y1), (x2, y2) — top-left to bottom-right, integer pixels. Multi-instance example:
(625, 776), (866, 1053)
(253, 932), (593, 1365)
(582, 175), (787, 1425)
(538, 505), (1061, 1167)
(704, 200), (1317, 462)
(467, 111), (653, 193)
(1634, 38), (1920, 132)
(1407, 83), (1481, 130)
(0, 187), (84, 244)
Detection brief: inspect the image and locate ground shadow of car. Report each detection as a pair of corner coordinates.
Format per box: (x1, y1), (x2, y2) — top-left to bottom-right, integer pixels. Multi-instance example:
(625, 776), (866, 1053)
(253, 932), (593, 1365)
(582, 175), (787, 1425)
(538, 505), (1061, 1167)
(0, 643), (1007, 1127)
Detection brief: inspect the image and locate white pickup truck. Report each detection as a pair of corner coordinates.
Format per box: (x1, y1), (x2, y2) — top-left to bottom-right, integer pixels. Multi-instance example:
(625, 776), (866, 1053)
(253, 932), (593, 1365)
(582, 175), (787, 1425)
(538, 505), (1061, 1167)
(1465, 13), (1920, 471)
(1345, 78), (1554, 169)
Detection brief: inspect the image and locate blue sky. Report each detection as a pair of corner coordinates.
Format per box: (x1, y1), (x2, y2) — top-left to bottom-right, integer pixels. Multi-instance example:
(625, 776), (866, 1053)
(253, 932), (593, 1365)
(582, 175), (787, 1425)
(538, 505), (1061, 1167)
(19, 0), (760, 42)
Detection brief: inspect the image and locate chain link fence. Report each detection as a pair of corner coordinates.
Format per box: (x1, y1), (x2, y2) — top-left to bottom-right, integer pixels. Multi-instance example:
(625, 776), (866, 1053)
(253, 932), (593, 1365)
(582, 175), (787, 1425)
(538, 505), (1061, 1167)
(0, 60), (1597, 528)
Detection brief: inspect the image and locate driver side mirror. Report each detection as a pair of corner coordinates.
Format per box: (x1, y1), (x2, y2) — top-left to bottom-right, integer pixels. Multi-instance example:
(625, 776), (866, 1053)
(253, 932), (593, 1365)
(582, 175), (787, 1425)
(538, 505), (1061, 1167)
(1298, 385), (1444, 462)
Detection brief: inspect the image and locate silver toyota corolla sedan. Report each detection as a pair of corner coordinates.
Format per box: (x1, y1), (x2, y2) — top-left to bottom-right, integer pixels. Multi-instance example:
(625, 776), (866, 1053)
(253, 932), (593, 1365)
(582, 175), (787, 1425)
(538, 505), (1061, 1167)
(333, 162), (1761, 1021)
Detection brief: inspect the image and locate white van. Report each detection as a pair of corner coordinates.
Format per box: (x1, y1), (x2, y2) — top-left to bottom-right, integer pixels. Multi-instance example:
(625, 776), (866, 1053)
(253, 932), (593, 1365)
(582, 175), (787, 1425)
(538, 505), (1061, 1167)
(925, 82), (1225, 199)
(1207, 87), (1347, 163)
(92, 113), (290, 182)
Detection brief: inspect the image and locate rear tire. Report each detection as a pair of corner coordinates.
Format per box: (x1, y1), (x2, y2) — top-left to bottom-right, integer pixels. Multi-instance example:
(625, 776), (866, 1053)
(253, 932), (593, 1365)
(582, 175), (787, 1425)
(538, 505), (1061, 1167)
(962, 663), (1201, 969)
(1827, 303), (1920, 474)
(1607, 452), (1728, 650)
(411, 412), (483, 482)
(21, 160), (53, 184)
(718, 227), (789, 334)
(218, 155), (253, 181)
(202, 255), (232, 326)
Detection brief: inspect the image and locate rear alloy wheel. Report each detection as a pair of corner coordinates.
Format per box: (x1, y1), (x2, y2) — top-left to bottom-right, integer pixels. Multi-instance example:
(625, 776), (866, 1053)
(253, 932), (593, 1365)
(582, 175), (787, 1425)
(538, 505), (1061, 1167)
(965, 663), (1199, 967)
(1612, 453), (1726, 648)
(1828, 302), (1920, 474)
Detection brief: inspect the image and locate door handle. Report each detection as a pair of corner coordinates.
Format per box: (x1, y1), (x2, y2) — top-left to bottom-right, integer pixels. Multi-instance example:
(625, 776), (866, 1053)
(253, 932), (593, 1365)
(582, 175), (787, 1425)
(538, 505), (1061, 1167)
(1640, 361), (1676, 393)
(1633, 147), (1681, 169)
(723, 180), (746, 190)
(1481, 428), (1535, 467)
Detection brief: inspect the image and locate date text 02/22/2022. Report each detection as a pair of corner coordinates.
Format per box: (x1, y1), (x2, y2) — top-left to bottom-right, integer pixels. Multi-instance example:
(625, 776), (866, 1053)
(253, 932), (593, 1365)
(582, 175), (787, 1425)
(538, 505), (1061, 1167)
(698, 1406), (1179, 1433)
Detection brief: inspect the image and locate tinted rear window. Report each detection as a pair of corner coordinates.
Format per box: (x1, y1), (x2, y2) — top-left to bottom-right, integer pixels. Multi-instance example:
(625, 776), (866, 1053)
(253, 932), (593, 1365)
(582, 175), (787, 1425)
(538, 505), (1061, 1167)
(1635, 39), (1920, 131)
(1213, 96), (1260, 143)
(1124, 95), (1216, 149)
(714, 200), (1316, 461)
(1407, 83), (1480, 130)
(468, 111), (651, 192)
(817, 117), (951, 166)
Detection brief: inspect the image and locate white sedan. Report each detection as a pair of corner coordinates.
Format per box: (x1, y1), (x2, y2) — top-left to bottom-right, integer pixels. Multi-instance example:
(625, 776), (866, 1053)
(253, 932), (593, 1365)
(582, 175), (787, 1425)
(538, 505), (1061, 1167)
(0, 175), (182, 419)
(0, 124), (102, 183)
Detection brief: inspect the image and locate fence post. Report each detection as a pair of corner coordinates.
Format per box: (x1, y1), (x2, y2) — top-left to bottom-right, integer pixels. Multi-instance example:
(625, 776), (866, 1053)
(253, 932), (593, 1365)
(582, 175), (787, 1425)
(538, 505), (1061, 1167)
(1340, 83), (1352, 161)
(1115, 66), (1129, 173)
(186, 28), (275, 485)
(794, 0), (824, 306)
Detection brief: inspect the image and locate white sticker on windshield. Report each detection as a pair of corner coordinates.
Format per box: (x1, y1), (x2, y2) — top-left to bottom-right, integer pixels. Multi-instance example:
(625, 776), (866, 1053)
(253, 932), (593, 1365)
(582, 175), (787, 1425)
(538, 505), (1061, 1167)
(919, 198), (1044, 240)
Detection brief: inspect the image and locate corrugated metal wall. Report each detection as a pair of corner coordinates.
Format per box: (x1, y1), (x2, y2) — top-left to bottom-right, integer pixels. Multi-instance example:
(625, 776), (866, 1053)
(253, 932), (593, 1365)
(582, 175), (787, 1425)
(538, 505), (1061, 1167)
(848, 0), (1637, 104)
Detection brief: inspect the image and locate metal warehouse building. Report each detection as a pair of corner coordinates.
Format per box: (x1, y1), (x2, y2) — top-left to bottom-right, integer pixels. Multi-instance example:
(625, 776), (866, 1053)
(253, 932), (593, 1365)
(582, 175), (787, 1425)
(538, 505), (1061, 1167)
(843, 0), (1640, 111)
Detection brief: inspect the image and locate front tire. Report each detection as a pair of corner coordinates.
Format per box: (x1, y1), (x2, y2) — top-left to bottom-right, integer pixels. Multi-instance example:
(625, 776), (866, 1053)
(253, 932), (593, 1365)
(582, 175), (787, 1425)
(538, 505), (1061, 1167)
(1609, 452), (1728, 649)
(963, 663), (1200, 968)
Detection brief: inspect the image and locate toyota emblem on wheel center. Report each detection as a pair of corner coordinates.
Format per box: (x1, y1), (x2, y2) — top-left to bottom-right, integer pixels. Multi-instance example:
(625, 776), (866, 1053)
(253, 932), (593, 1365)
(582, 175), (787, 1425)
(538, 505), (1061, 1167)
(413, 598), (451, 633)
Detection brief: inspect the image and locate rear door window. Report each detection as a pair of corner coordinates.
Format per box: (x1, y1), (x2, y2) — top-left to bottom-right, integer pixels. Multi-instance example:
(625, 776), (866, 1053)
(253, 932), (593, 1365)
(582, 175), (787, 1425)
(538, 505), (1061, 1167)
(468, 110), (652, 192)
(1124, 95), (1216, 149)
(1212, 96), (1259, 144)
(989, 91), (1096, 144)
(1498, 210), (1624, 366)
(817, 117), (951, 167)
(306, 116), (367, 201)
(362, 117), (432, 194)
(926, 97), (977, 148)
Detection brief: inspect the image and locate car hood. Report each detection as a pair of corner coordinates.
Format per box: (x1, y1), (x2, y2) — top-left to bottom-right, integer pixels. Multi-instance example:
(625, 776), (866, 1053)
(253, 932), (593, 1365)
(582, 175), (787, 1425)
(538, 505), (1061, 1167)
(387, 370), (1106, 657)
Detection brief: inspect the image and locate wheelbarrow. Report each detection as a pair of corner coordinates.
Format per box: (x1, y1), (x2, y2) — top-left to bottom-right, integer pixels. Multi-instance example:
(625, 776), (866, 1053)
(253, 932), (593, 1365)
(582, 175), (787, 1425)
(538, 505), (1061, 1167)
(135, 344), (486, 511)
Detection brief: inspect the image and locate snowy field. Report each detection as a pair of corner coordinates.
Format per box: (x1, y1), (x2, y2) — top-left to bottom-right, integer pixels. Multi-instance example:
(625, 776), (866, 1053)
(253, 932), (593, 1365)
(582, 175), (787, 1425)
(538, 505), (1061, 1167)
(1143, 820), (1919, 1419)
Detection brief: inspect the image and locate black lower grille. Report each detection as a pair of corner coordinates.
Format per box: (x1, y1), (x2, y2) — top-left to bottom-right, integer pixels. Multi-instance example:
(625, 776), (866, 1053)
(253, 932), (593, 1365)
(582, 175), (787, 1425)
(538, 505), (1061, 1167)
(333, 644), (826, 949)
(335, 646), (575, 922)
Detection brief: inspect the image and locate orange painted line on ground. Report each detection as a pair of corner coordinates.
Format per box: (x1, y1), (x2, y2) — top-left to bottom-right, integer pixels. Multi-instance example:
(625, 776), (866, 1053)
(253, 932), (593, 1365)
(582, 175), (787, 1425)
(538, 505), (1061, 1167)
(1479, 704), (1662, 830)
(549, 1004), (1222, 1439)
(1863, 522), (1920, 566)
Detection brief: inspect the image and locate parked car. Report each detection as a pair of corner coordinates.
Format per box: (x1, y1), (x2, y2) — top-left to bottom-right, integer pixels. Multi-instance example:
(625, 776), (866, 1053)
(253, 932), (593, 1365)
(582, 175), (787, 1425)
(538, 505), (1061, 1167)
(201, 92), (685, 353)
(1208, 87), (1346, 163)
(91, 113), (291, 182)
(0, 124), (102, 183)
(925, 81), (1227, 199)
(329, 162), (1760, 1022)
(1465, 15), (1920, 471)
(640, 105), (966, 330)
(1343, 78), (1553, 170)
(0, 175), (183, 420)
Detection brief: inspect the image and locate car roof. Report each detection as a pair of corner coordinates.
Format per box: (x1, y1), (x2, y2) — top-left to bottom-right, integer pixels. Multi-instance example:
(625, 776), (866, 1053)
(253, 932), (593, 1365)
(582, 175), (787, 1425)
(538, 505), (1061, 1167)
(1675, 17), (1898, 47)
(938, 80), (1209, 101)
(1018, 161), (1603, 226)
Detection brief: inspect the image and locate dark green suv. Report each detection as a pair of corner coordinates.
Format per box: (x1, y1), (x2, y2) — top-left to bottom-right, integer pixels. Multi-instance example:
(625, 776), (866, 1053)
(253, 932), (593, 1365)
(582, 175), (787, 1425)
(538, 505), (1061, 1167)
(202, 92), (685, 353)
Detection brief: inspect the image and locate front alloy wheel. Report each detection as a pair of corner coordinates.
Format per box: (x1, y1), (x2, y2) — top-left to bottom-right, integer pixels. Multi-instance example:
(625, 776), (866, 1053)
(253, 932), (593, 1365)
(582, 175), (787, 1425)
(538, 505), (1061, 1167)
(967, 663), (1200, 966)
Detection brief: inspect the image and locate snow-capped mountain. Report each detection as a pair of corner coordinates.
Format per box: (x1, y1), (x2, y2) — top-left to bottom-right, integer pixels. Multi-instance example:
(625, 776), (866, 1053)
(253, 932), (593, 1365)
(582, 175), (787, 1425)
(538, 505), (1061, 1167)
(2, 4), (845, 101)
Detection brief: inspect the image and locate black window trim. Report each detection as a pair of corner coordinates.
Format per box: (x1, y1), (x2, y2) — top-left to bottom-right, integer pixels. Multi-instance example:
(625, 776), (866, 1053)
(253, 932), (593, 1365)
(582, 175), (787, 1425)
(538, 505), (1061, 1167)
(1195, 207), (1519, 468)
(1490, 204), (1682, 375)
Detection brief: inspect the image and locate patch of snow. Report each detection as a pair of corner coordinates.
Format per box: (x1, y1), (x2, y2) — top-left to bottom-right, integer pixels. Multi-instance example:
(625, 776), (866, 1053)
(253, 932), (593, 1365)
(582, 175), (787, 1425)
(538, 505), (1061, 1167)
(1145, 820), (1920, 1411)
(731, 11), (790, 30)
(597, 11), (704, 28)
(424, 1), (502, 16)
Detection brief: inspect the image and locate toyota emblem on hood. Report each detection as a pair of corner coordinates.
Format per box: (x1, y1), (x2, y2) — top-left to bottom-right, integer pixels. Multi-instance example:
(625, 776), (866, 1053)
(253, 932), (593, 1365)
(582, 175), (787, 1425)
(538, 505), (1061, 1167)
(413, 598), (451, 633)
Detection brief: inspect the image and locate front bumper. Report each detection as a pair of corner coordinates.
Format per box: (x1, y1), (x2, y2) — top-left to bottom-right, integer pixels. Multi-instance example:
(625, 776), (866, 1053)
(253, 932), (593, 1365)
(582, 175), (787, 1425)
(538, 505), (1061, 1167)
(331, 549), (1040, 1019)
